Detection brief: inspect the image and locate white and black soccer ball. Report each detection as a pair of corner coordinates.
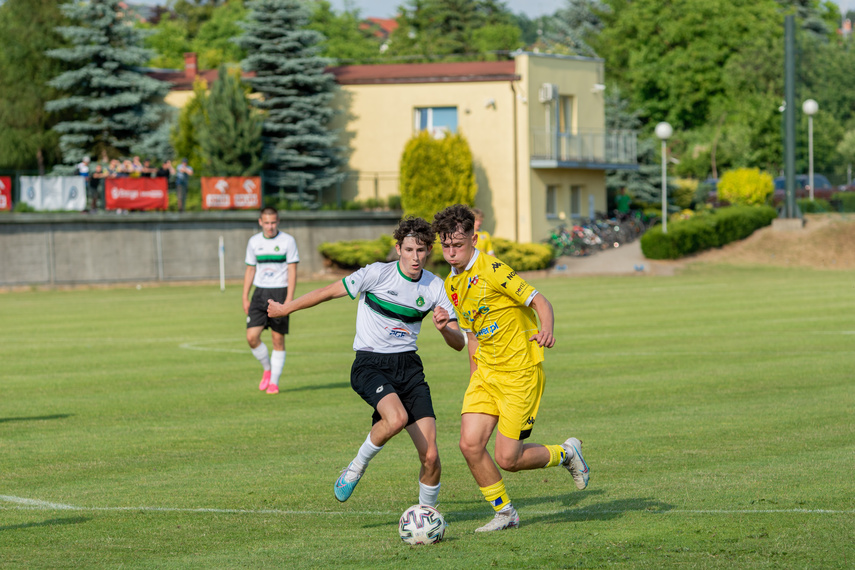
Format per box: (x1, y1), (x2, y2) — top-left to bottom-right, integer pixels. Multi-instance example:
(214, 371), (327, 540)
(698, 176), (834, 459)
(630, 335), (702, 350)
(398, 504), (447, 545)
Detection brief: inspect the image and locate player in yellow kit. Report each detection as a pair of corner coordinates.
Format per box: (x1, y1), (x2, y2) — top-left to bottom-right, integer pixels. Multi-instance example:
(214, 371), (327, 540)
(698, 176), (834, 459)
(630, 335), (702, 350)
(432, 204), (589, 532)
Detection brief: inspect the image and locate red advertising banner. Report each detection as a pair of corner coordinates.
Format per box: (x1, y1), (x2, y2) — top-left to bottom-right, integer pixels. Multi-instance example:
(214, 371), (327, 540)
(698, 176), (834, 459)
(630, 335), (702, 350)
(201, 176), (262, 210)
(105, 178), (169, 211)
(0, 176), (11, 211)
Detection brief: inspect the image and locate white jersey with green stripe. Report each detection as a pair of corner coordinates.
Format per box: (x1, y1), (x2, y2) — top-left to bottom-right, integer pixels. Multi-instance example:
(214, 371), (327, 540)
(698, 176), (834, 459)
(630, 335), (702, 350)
(343, 261), (456, 353)
(245, 231), (300, 289)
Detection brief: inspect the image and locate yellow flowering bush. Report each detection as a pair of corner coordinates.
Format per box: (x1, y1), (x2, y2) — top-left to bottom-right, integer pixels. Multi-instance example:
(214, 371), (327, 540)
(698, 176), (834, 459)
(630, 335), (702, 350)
(717, 168), (773, 206)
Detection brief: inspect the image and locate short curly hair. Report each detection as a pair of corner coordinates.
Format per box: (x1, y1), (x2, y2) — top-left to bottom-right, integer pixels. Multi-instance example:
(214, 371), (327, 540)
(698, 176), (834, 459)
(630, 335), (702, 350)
(393, 216), (434, 247)
(432, 204), (475, 240)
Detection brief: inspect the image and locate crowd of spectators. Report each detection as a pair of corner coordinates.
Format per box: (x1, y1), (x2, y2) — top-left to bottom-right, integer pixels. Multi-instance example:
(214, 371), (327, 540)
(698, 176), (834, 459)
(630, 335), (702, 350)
(76, 152), (192, 211)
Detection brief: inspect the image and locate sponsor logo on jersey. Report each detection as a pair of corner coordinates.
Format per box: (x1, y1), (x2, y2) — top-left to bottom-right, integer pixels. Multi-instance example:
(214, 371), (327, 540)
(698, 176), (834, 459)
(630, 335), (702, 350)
(386, 327), (410, 338)
(515, 283), (525, 296)
(449, 284), (456, 292)
(478, 305), (490, 315)
(475, 322), (499, 338)
(500, 282), (507, 288)
(376, 386), (384, 393)
(387, 290), (398, 296)
(416, 296), (425, 307)
(506, 271), (516, 280)
(491, 262), (502, 272)
(451, 293), (459, 306)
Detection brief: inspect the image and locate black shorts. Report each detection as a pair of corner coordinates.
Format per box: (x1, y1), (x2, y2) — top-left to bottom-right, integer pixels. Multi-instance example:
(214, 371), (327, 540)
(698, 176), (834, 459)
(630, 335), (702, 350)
(351, 351), (435, 427)
(246, 287), (290, 334)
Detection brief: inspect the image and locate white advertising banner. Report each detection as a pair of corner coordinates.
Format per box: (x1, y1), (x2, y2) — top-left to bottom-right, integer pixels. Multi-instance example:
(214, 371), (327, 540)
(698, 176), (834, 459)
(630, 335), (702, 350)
(20, 176), (87, 211)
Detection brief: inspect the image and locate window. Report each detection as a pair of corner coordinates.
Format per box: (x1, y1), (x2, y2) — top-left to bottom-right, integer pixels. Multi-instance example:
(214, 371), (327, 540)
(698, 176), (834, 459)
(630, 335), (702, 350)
(570, 185), (581, 218)
(415, 107), (458, 137)
(546, 185), (558, 218)
(559, 96), (574, 134)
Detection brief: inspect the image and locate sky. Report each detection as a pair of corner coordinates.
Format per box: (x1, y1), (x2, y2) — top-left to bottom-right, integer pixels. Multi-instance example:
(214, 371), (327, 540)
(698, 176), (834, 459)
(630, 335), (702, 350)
(126, 0), (855, 20)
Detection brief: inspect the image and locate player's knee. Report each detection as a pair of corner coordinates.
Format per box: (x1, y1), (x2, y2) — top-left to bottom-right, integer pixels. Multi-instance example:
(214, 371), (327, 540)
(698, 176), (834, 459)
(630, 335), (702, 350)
(385, 411), (408, 434)
(458, 436), (481, 460)
(494, 450), (522, 472)
(421, 448), (440, 473)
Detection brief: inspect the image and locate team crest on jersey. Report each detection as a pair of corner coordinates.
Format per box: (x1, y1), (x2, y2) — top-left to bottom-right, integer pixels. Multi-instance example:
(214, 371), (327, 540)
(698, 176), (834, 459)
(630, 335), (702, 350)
(467, 275), (480, 289)
(274, 246), (280, 251)
(416, 296), (425, 307)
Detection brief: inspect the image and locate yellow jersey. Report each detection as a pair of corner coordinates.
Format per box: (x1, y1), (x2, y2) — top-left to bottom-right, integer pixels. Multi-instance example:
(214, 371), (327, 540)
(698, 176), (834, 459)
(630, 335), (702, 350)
(475, 231), (494, 254)
(444, 250), (543, 371)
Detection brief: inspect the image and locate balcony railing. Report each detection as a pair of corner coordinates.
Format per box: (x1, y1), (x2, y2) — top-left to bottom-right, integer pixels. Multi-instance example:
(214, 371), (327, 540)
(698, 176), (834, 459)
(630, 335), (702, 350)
(530, 128), (638, 168)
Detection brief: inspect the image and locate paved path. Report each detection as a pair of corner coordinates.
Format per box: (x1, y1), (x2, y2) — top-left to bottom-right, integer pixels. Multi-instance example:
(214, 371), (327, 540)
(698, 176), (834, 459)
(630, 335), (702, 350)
(545, 240), (679, 277)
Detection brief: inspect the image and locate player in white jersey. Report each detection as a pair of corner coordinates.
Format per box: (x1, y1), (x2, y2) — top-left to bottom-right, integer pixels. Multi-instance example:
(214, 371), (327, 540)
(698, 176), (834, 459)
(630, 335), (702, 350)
(267, 217), (465, 507)
(244, 207), (300, 395)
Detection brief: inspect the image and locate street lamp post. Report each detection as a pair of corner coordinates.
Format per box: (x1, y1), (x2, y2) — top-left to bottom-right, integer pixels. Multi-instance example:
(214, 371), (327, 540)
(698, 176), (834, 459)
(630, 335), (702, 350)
(802, 99), (818, 201)
(655, 122), (673, 233)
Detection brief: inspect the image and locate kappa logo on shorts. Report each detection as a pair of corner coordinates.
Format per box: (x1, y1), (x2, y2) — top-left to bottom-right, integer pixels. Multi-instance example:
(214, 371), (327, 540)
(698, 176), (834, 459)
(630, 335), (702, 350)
(525, 416), (535, 426)
(376, 386), (384, 394)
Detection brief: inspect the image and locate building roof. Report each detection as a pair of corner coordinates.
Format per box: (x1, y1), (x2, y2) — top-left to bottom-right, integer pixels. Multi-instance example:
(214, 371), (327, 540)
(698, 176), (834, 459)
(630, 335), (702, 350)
(327, 60), (518, 85)
(359, 17), (399, 39)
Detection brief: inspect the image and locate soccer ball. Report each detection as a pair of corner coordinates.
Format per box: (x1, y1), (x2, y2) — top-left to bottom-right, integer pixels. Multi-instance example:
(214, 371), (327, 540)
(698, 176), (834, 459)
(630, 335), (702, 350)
(398, 504), (447, 545)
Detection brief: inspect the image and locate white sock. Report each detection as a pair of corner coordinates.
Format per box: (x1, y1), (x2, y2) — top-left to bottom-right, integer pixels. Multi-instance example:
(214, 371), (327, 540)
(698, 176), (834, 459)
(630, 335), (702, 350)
(353, 432), (383, 472)
(419, 482), (440, 507)
(251, 343), (270, 370)
(270, 350), (285, 386)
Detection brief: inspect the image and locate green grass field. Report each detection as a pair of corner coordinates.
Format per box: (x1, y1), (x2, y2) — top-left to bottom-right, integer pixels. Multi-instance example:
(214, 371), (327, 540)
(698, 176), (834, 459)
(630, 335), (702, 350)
(2, 263), (853, 568)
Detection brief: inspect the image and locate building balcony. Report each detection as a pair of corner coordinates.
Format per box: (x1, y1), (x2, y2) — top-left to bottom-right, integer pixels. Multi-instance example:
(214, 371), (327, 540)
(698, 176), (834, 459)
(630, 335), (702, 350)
(530, 128), (638, 170)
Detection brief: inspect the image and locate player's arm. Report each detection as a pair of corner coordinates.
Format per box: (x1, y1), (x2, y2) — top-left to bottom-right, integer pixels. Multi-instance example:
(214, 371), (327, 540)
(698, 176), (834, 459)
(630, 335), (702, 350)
(528, 292), (555, 348)
(242, 265), (256, 315)
(267, 279), (347, 318)
(432, 307), (465, 351)
(285, 262), (298, 303)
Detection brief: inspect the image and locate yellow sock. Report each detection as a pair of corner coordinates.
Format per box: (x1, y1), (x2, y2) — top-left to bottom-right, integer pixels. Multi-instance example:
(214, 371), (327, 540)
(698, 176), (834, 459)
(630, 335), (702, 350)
(480, 479), (511, 512)
(544, 444), (566, 468)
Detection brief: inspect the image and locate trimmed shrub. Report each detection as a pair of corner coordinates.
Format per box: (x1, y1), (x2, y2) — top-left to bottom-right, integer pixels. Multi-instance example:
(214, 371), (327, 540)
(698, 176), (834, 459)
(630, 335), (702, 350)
(399, 131), (477, 220)
(832, 192), (855, 213)
(718, 168), (774, 206)
(797, 198), (831, 213)
(493, 238), (554, 271)
(641, 205), (777, 260)
(318, 235), (395, 269)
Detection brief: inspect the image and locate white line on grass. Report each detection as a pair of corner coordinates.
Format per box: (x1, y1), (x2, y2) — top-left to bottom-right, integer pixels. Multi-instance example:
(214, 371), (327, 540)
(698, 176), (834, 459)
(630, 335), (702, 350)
(2, 496), (852, 516)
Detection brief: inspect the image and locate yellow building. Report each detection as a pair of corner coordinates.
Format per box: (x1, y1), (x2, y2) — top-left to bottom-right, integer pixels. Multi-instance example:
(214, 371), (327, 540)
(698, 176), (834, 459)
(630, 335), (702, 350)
(157, 52), (637, 243)
(328, 52), (637, 243)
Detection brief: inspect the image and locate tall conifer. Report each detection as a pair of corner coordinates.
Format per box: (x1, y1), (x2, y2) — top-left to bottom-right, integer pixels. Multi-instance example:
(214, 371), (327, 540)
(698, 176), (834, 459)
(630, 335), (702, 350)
(237, 0), (343, 205)
(45, 0), (171, 168)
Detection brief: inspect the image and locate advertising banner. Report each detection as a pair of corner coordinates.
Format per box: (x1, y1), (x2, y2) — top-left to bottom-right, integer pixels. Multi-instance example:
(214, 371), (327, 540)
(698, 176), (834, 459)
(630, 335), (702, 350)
(20, 176), (87, 211)
(201, 176), (262, 210)
(105, 178), (169, 211)
(0, 176), (11, 211)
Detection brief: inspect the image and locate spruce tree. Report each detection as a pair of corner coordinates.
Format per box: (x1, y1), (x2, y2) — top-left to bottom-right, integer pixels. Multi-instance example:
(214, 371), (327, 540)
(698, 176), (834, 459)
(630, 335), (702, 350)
(193, 65), (263, 177)
(45, 0), (171, 169)
(237, 0), (343, 205)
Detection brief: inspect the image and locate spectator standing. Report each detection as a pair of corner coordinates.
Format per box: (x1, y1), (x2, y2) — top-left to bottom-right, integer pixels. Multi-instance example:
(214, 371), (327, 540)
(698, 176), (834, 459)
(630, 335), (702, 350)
(88, 164), (108, 211)
(77, 156), (91, 178)
(176, 158), (194, 212)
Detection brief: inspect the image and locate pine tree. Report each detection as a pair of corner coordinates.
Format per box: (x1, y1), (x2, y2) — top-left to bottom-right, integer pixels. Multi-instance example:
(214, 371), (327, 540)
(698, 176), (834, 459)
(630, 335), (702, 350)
(237, 0), (343, 206)
(193, 65), (263, 176)
(0, 0), (72, 172)
(45, 0), (171, 169)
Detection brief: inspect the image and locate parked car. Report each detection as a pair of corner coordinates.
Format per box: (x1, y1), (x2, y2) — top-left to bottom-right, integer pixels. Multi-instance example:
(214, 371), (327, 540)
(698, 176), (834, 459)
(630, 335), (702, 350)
(773, 174), (835, 202)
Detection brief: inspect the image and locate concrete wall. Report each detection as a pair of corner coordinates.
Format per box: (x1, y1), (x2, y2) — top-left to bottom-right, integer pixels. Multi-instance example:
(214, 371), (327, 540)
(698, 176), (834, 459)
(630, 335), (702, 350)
(0, 211), (400, 287)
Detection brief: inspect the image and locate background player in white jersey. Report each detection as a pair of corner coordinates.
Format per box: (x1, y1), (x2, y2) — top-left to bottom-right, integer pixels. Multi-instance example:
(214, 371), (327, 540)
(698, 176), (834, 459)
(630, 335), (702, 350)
(267, 217), (465, 507)
(244, 207), (300, 395)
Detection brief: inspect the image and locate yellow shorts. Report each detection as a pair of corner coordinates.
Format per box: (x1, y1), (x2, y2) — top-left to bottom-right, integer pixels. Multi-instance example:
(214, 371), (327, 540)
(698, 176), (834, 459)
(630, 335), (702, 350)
(461, 363), (545, 440)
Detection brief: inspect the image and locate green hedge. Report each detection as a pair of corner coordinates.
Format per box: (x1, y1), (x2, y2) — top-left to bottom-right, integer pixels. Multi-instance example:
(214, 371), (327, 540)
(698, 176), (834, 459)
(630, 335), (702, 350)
(493, 238), (554, 271)
(832, 192), (855, 213)
(318, 235), (395, 269)
(798, 198), (832, 213)
(640, 205), (777, 260)
(320, 235), (554, 273)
